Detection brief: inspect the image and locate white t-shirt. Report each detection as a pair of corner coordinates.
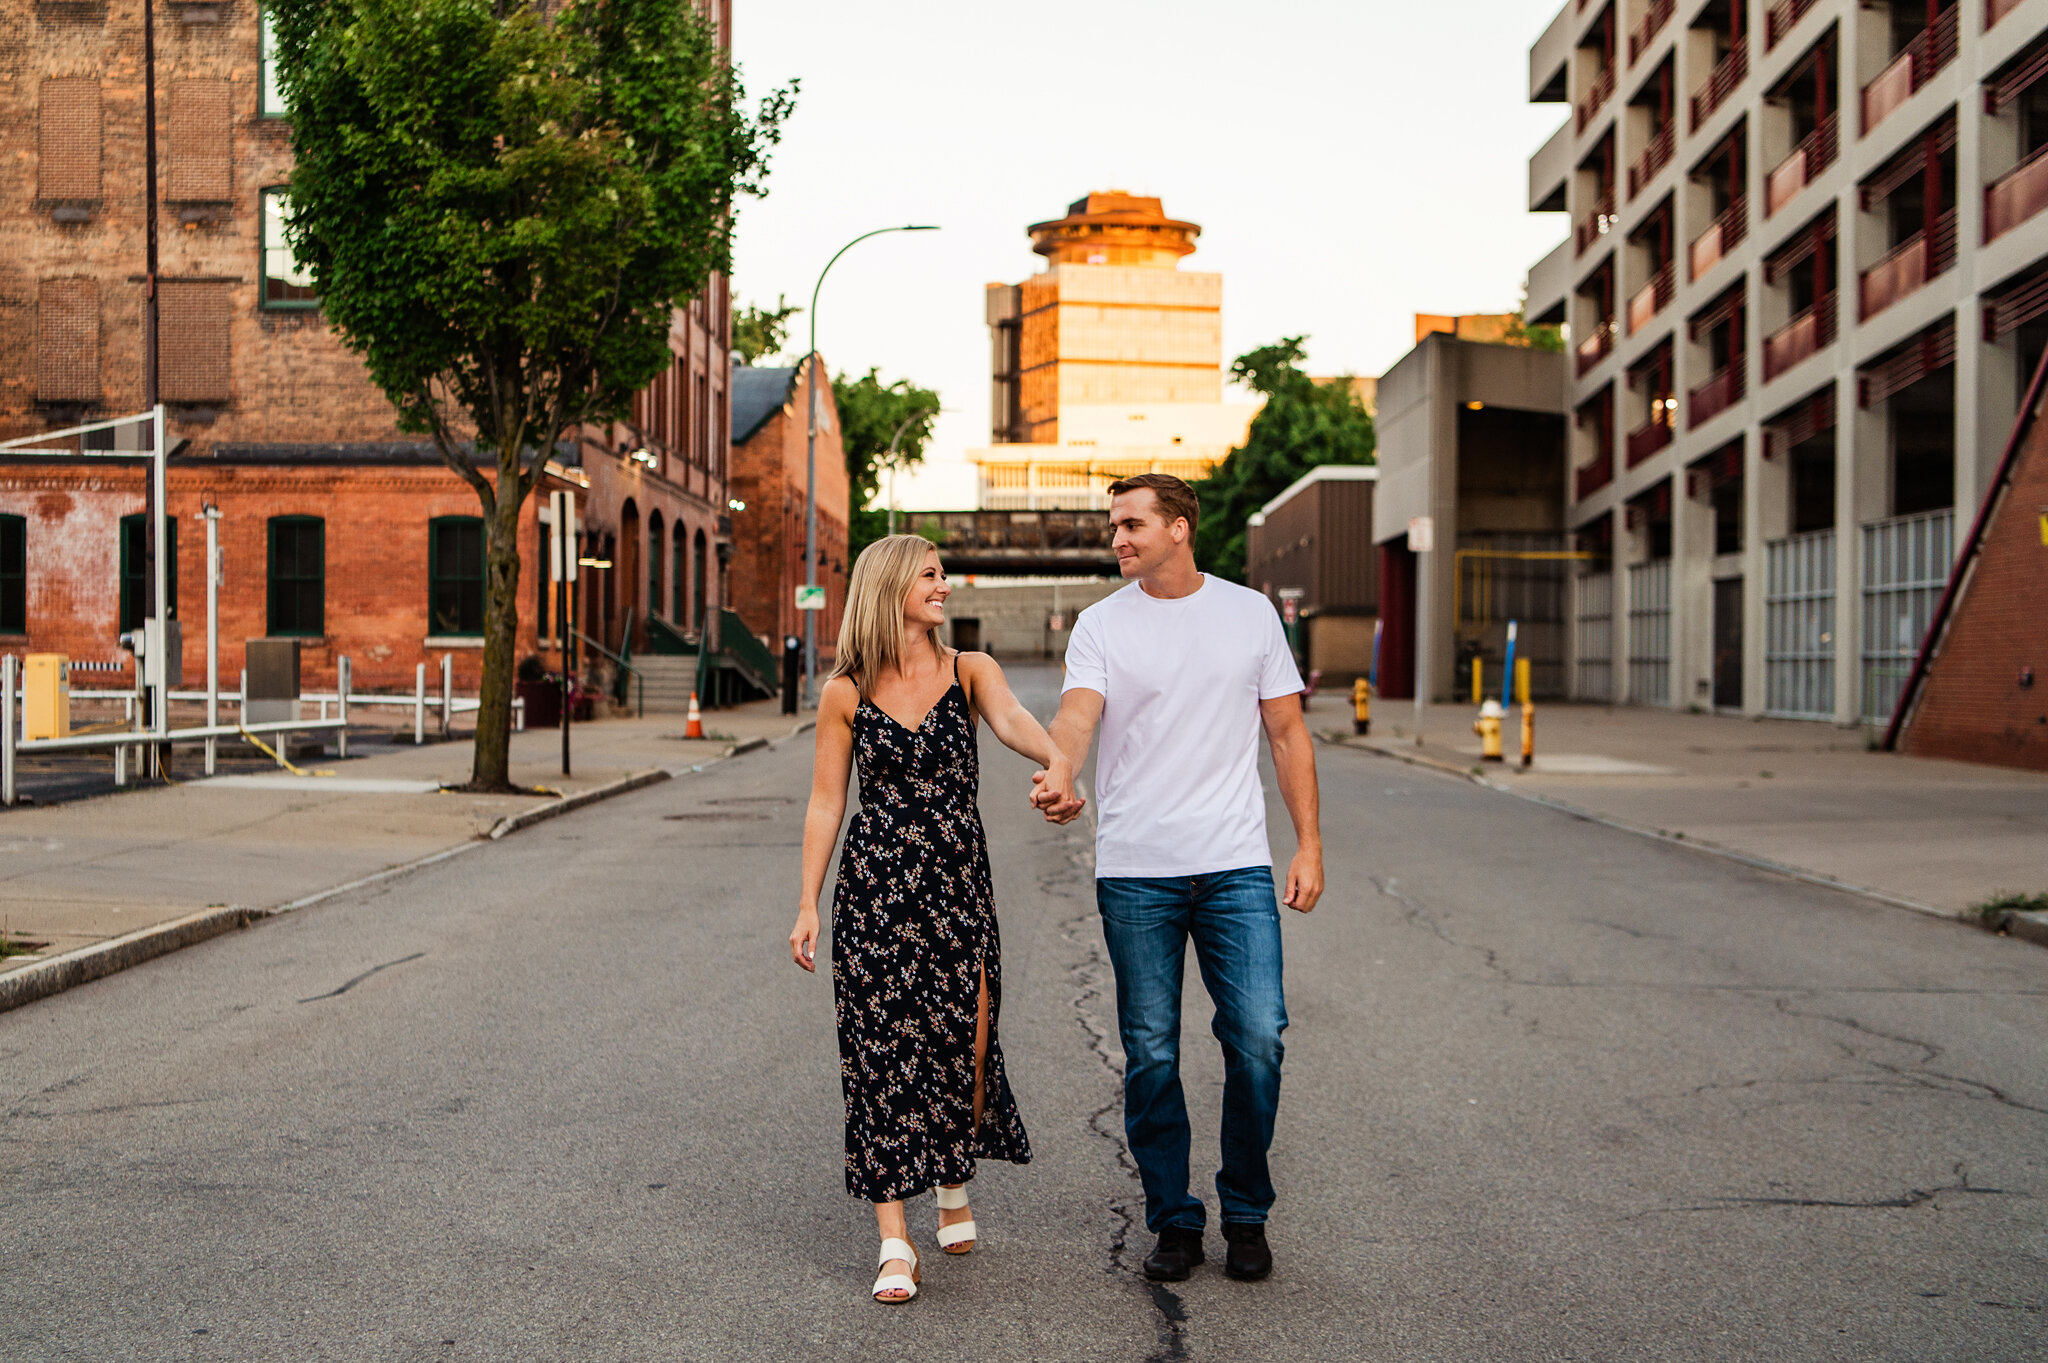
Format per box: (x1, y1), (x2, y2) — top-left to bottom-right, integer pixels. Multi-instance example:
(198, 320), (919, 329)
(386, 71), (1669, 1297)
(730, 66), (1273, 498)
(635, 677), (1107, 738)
(1062, 575), (1303, 879)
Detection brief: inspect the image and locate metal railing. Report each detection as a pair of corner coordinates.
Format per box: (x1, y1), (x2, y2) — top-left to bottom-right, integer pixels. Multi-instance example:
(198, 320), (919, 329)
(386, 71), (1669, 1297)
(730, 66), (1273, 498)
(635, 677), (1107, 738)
(1689, 197), (1748, 280)
(1985, 142), (2048, 243)
(1765, 530), (1836, 719)
(1860, 509), (1954, 724)
(1626, 559), (1672, 705)
(575, 629), (644, 718)
(1690, 41), (1748, 130)
(1575, 571), (1614, 701)
(1763, 294), (1837, 381)
(1628, 0), (1675, 64)
(1766, 114), (1837, 217)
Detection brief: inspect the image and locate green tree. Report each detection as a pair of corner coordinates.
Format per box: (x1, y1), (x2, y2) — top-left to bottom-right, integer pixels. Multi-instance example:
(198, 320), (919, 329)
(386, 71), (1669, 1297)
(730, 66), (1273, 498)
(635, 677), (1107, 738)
(732, 295), (800, 364)
(832, 368), (941, 559)
(272, 0), (793, 790)
(1502, 289), (1565, 352)
(1193, 337), (1375, 582)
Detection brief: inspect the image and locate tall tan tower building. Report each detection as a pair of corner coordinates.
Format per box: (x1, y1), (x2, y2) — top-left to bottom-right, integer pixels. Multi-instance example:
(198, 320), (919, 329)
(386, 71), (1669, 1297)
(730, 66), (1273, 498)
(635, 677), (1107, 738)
(976, 192), (1256, 509)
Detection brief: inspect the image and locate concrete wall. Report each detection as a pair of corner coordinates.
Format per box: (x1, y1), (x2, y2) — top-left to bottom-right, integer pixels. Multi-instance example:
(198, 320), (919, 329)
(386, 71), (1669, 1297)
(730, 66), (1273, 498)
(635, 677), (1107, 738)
(938, 578), (1122, 660)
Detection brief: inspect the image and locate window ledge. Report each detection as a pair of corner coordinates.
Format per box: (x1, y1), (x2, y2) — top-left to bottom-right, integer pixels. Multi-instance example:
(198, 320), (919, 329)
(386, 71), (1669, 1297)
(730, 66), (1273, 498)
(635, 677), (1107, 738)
(423, 636), (485, 648)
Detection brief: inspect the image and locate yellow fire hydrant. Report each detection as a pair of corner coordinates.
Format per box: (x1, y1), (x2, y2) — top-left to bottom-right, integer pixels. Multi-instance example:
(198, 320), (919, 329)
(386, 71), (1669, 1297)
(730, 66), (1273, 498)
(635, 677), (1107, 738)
(1352, 676), (1372, 735)
(1474, 698), (1505, 762)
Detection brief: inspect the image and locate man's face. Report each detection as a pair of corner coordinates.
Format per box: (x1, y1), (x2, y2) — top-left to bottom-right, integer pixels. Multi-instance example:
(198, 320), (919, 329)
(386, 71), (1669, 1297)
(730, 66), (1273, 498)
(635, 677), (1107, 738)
(1109, 489), (1186, 578)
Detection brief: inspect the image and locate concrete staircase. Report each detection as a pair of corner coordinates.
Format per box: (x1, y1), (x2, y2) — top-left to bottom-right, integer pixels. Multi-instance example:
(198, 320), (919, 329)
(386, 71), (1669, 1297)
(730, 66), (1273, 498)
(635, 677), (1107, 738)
(631, 655), (701, 714)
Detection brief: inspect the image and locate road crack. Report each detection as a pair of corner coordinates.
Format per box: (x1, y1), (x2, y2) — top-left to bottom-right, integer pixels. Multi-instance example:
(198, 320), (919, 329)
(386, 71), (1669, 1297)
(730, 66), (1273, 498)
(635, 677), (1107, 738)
(1051, 793), (1189, 1363)
(298, 951), (426, 1003)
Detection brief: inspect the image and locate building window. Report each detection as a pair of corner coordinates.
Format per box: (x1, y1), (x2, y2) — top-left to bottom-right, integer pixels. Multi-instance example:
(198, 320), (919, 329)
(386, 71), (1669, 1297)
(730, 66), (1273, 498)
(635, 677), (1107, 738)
(158, 281), (232, 402)
(671, 530), (685, 623)
(0, 516), (24, 635)
(259, 7), (285, 117)
(262, 188), (316, 308)
(428, 516), (485, 636)
(118, 513), (178, 632)
(267, 515), (324, 636)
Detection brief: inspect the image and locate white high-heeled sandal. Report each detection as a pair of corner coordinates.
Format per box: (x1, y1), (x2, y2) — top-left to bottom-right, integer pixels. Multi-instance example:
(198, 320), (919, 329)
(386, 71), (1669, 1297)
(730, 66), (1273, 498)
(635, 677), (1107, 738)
(872, 1238), (920, 1304)
(935, 1183), (977, 1254)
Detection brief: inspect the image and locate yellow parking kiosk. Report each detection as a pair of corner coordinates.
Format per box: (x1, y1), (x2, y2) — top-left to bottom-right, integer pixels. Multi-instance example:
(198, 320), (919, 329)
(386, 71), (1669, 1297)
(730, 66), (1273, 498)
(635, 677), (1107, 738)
(25, 653), (70, 741)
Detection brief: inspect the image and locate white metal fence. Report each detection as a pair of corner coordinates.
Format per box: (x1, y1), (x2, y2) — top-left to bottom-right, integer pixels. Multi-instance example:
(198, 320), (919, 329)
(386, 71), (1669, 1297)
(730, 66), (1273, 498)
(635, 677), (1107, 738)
(1859, 508), (1953, 724)
(1625, 559), (1671, 706)
(1574, 571), (1614, 701)
(1765, 529), (1836, 719)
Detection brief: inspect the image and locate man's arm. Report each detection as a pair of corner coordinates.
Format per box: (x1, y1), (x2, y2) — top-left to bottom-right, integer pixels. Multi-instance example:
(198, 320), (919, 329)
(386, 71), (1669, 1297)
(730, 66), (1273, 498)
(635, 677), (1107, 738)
(1034, 687), (1103, 823)
(1260, 695), (1323, 912)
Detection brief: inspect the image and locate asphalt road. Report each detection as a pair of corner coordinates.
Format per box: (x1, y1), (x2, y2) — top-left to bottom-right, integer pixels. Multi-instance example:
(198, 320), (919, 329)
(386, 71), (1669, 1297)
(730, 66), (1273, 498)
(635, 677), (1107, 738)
(2, 664), (2043, 1361)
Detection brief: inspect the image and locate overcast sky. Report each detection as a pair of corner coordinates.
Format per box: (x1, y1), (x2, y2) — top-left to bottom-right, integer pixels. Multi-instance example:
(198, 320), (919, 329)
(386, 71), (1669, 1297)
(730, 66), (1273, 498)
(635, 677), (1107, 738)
(727, 0), (1571, 510)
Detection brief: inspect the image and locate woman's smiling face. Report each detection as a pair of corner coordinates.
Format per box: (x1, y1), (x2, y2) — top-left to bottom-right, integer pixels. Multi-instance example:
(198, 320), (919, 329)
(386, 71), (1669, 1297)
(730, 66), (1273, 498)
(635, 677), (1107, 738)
(902, 548), (950, 628)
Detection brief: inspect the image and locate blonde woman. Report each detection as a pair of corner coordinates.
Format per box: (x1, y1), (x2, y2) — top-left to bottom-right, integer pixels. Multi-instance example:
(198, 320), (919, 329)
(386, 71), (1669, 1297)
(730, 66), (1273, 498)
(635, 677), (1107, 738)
(791, 534), (1077, 1305)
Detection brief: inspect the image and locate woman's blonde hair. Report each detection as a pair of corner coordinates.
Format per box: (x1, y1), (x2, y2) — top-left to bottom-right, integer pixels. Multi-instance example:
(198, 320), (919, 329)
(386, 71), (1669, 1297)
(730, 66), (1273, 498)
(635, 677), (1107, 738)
(830, 534), (946, 696)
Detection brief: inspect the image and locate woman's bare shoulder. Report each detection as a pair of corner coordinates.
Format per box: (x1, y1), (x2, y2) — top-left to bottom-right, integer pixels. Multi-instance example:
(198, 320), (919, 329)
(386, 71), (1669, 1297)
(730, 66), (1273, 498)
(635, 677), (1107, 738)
(818, 674), (861, 718)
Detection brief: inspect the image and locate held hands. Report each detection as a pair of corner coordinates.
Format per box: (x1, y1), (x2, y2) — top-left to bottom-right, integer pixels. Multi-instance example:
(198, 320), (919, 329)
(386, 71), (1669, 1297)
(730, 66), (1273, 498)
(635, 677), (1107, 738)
(1282, 845), (1324, 914)
(1030, 758), (1086, 825)
(789, 905), (820, 972)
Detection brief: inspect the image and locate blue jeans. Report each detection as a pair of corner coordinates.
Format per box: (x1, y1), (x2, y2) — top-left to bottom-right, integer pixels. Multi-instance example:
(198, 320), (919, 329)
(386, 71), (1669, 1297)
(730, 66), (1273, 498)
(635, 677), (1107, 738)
(1097, 866), (1287, 1232)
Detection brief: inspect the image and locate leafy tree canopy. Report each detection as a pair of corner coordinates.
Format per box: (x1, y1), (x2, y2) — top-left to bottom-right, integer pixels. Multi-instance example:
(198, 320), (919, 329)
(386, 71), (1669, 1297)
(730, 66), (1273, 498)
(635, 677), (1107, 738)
(733, 295), (800, 365)
(832, 368), (940, 560)
(271, 0), (793, 787)
(1193, 337), (1375, 582)
(1503, 291), (1565, 352)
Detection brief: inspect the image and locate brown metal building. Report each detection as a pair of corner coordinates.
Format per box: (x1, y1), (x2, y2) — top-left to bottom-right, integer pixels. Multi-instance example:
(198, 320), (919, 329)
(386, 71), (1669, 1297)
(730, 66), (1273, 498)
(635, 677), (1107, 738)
(1245, 465), (1378, 682)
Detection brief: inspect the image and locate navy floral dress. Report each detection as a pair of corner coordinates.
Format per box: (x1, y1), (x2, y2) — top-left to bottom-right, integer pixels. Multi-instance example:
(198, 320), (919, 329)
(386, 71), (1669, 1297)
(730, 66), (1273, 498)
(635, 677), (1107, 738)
(831, 659), (1031, 1203)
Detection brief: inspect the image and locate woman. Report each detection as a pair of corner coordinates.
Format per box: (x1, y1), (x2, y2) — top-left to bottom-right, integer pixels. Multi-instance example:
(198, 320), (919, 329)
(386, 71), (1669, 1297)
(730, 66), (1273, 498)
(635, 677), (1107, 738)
(791, 534), (1077, 1305)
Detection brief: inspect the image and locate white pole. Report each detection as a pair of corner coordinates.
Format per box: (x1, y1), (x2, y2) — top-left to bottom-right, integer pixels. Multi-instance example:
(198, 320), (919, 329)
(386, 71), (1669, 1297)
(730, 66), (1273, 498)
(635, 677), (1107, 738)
(440, 653), (453, 739)
(150, 405), (169, 776)
(336, 655), (350, 759)
(239, 667), (247, 728)
(203, 505), (219, 775)
(415, 662), (426, 745)
(2, 654), (16, 807)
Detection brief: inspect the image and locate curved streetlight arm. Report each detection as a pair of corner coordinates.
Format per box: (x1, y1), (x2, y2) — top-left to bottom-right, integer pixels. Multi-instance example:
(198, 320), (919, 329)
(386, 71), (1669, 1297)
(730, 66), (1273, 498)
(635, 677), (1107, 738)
(800, 223), (939, 707)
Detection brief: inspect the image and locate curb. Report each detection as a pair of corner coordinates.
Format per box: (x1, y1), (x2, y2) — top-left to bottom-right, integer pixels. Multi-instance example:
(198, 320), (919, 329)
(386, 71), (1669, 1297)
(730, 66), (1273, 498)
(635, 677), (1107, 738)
(487, 768), (670, 840)
(0, 905), (260, 1014)
(724, 737), (769, 758)
(1986, 908), (2048, 948)
(2, 752), (737, 1015)
(1330, 735), (1965, 925)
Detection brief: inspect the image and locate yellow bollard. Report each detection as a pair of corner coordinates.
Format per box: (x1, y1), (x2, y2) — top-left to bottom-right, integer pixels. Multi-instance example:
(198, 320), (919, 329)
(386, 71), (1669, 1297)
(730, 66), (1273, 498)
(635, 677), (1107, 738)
(1352, 676), (1372, 735)
(1470, 657), (1483, 705)
(1474, 698), (1505, 761)
(1520, 699), (1535, 768)
(1514, 656), (1531, 706)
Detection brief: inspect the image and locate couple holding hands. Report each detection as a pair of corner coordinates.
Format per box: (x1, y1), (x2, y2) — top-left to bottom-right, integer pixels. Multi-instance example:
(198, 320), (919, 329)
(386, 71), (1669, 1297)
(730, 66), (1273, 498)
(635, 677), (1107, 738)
(790, 473), (1323, 1304)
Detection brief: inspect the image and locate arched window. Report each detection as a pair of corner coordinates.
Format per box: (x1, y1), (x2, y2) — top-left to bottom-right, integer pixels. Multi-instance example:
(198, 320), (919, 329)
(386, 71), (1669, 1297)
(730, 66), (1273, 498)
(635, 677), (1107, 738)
(692, 529), (707, 628)
(672, 528), (686, 624)
(428, 516), (485, 636)
(647, 511), (664, 629)
(267, 515), (324, 636)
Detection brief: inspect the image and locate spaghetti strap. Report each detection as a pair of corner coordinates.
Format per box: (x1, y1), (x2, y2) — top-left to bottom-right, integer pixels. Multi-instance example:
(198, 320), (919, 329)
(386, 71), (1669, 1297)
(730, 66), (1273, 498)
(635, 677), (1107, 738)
(951, 650), (960, 683)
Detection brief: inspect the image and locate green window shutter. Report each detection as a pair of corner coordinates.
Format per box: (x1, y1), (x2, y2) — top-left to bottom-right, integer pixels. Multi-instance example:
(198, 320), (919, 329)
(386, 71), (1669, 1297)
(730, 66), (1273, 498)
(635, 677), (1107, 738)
(0, 515), (24, 635)
(119, 513), (177, 631)
(267, 515), (324, 636)
(428, 516), (484, 636)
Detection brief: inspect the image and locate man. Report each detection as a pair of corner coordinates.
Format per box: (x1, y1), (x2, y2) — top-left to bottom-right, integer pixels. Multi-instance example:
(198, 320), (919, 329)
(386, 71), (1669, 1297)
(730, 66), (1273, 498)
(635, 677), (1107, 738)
(1037, 472), (1322, 1283)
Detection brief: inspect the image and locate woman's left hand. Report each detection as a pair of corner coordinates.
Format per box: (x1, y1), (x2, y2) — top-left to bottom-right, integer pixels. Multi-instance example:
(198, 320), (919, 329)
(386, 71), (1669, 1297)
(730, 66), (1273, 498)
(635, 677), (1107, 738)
(1031, 758), (1082, 819)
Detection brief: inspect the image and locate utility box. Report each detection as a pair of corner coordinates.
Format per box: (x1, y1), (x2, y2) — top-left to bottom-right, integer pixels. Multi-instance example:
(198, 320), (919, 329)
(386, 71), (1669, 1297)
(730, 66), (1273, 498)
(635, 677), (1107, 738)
(24, 654), (70, 741)
(144, 618), (184, 688)
(245, 638), (300, 726)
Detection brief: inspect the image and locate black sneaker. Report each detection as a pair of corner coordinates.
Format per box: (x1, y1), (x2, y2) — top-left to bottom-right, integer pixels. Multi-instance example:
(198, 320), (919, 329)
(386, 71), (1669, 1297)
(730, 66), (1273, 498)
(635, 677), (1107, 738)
(1142, 1225), (1205, 1281)
(1223, 1222), (1272, 1280)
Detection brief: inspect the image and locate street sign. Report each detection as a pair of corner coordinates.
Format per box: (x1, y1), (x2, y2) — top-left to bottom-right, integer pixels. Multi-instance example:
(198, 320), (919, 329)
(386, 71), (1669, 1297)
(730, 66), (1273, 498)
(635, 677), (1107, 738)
(795, 584), (826, 611)
(1407, 516), (1435, 553)
(548, 490), (578, 583)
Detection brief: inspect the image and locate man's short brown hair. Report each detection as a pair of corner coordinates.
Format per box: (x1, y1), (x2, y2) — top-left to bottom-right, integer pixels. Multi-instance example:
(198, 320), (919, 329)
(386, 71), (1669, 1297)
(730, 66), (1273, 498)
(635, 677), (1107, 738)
(1106, 472), (1199, 536)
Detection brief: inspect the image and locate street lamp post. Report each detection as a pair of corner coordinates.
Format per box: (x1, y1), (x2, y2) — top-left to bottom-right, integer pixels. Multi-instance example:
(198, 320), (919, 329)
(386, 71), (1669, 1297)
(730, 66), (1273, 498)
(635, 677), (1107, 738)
(802, 224), (938, 707)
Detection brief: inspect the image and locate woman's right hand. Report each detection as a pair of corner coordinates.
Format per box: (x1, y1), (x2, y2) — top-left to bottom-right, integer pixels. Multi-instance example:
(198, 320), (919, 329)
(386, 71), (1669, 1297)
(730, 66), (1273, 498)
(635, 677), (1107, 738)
(790, 906), (821, 973)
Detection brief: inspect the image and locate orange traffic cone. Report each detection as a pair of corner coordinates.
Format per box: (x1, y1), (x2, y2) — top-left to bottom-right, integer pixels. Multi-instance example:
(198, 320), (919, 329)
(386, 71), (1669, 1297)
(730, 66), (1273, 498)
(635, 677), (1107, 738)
(685, 691), (704, 739)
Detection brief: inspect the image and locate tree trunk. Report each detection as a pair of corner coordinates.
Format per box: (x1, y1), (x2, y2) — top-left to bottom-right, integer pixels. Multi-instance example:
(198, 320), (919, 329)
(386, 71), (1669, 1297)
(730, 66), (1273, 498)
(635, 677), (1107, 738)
(470, 461), (527, 791)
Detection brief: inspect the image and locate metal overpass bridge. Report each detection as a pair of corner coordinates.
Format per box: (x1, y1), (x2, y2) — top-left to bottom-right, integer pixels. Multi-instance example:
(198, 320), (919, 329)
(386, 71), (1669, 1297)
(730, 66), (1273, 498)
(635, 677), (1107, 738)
(900, 511), (1118, 575)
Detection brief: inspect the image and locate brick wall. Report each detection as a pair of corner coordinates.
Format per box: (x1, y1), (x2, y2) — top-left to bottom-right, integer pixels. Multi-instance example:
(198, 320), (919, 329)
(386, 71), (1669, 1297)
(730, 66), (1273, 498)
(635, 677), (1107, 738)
(727, 356), (848, 657)
(0, 458), (544, 694)
(1900, 403), (2048, 771)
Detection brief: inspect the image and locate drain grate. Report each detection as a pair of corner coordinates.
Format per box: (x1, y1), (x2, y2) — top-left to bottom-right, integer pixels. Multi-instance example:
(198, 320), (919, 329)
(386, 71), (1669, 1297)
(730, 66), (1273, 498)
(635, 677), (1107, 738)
(663, 811), (771, 822)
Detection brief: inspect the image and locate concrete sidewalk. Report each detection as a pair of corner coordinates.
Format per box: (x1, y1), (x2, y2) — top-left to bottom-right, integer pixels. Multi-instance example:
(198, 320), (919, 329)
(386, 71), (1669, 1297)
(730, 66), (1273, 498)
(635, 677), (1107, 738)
(0, 697), (810, 981)
(1322, 696), (2048, 918)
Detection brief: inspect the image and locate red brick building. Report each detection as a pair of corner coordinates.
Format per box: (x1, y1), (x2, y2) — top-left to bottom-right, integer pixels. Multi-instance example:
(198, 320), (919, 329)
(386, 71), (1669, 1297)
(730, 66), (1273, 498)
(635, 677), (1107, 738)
(727, 357), (850, 665)
(0, 0), (734, 695)
(1896, 383), (2048, 772)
